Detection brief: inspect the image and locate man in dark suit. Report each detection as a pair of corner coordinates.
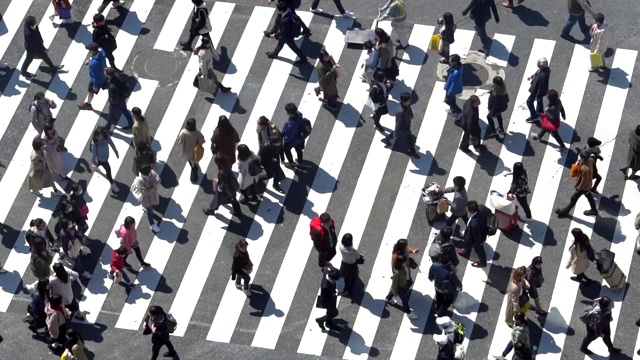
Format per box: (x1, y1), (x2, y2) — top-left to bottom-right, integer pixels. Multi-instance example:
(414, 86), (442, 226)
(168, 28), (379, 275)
(462, 0), (499, 54)
(180, 0), (211, 51)
(315, 266), (340, 331)
(456, 200), (487, 267)
(310, 213), (338, 267)
(266, 2), (308, 64)
(21, 16), (64, 78)
(525, 57), (550, 123)
(264, 0), (311, 38)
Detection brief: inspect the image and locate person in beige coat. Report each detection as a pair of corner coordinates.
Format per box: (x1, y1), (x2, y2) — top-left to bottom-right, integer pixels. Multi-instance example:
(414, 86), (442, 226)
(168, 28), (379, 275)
(194, 37), (230, 95)
(135, 163), (161, 233)
(64, 328), (89, 360)
(566, 227), (594, 282)
(28, 138), (62, 196)
(132, 107), (151, 149)
(589, 13), (608, 72)
(178, 117), (205, 183)
(505, 266), (529, 327)
(41, 122), (69, 180)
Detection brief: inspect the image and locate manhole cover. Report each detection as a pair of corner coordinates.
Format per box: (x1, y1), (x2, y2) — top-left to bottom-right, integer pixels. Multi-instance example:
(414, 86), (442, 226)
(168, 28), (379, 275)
(462, 63), (489, 87)
(144, 54), (179, 78)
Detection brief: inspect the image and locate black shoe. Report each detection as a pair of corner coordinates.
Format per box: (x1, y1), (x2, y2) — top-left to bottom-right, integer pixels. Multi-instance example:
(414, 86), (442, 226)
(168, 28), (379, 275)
(124, 262), (132, 269)
(302, 29), (312, 36)
(53, 65), (64, 71)
(381, 139), (392, 147)
(263, 31), (272, 38)
(203, 208), (215, 216)
(459, 147), (471, 153)
(163, 350), (177, 357)
(120, 125), (132, 131)
(266, 52), (278, 59)
(315, 318), (326, 331)
(580, 347), (593, 355)
(219, 85), (231, 93)
(560, 33), (573, 41)
(555, 209), (568, 218)
(140, 262), (151, 268)
(179, 41), (190, 47)
(583, 209), (598, 216)
(21, 71), (36, 78)
(409, 151), (421, 159)
(608, 347), (621, 354)
(294, 58), (308, 65)
(525, 117), (538, 123)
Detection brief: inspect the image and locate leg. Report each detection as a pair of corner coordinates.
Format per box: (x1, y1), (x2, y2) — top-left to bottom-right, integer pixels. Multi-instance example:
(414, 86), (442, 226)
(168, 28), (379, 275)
(405, 133), (417, 154)
(150, 341), (163, 360)
(535, 97), (544, 116)
(446, 214), (460, 227)
(559, 190), (582, 214)
(584, 192), (598, 212)
(526, 93), (537, 119)
(496, 114), (505, 131)
(326, 306), (339, 325)
(326, 247), (337, 263)
(294, 13), (310, 34)
(502, 340), (515, 357)
(146, 206), (155, 225)
(39, 52), (57, 69)
(285, 37), (307, 62)
(133, 245), (146, 264)
(268, 13), (282, 34)
(536, 128), (548, 139)
(310, 0), (320, 10)
(332, 0), (346, 14)
(372, 107), (385, 129)
(577, 14), (590, 34)
(106, 102), (124, 131)
(473, 19), (490, 52)
(550, 130), (566, 148)
(397, 287), (411, 314)
(270, 38), (286, 57)
(459, 131), (471, 150)
(283, 144), (295, 163)
(230, 197), (242, 215)
(105, 52), (117, 69)
(580, 329), (597, 351)
(98, 160), (114, 183)
(21, 52), (35, 73)
(239, 271), (251, 290)
(294, 143), (304, 162)
(97, 0), (110, 13)
(473, 241), (487, 264)
(392, 20), (409, 47)
(444, 93), (461, 114)
(121, 105), (134, 127)
(516, 195), (532, 218)
(486, 114), (497, 132)
(561, 15), (578, 36)
(592, 173), (602, 191)
(343, 276), (355, 293)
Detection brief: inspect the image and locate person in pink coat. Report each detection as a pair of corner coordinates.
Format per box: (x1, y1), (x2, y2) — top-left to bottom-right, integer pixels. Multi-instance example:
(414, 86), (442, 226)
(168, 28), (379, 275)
(117, 216), (150, 268)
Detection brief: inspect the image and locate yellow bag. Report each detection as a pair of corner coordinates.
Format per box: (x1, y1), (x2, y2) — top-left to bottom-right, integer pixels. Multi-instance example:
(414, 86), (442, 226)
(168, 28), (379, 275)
(570, 163), (579, 178)
(194, 143), (204, 163)
(520, 301), (530, 314)
(590, 52), (604, 68)
(429, 34), (442, 52)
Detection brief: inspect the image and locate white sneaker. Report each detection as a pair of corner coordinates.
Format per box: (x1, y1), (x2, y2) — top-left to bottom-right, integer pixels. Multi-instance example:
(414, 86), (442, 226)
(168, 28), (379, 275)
(235, 284), (242, 290)
(531, 133), (540, 142)
(340, 11), (355, 18)
(81, 271), (92, 279)
(244, 289), (252, 296)
(310, 7), (324, 13)
(150, 223), (160, 233)
(407, 311), (418, 319)
(111, 182), (119, 193)
(30, 190), (42, 196)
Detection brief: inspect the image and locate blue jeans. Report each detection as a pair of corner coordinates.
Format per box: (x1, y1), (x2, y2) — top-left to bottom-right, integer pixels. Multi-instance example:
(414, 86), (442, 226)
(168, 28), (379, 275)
(107, 102), (134, 130)
(146, 207), (155, 225)
(562, 14), (589, 36)
(444, 93), (461, 114)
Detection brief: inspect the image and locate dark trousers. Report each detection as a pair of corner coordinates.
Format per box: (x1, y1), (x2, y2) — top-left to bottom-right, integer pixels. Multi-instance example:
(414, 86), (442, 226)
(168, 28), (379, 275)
(311, 0), (346, 14)
(581, 327), (614, 350)
(235, 271), (251, 290)
(272, 36), (307, 61)
(97, 0), (121, 13)
(560, 189), (597, 214)
(240, 183), (259, 200)
(516, 195), (532, 218)
(464, 239), (487, 264)
(384, 132), (416, 154)
(434, 291), (455, 316)
(526, 93), (543, 120)
(125, 245), (146, 264)
(150, 336), (175, 360)
(21, 51), (56, 73)
(372, 105), (389, 128)
(107, 102), (134, 130)
(487, 113), (504, 132)
(386, 287), (411, 313)
(537, 129), (566, 148)
(502, 340), (533, 357)
(444, 93), (461, 114)
(96, 160), (114, 183)
(210, 193), (242, 214)
(446, 213), (469, 231)
(318, 247), (336, 267)
(473, 19), (491, 52)
(284, 143), (304, 164)
(460, 130), (480, 150)
(105, 51), (117, 69)
(592, 172), (602, 191)
(184, 31), (211, 49)
(343, 276), (356, 293)
(317, 306), (338, 325)
(269, 13), (310, 34)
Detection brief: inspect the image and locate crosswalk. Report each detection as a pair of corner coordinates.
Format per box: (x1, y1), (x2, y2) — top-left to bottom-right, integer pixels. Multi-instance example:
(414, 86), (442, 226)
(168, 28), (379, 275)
(1, 0), (639, 359)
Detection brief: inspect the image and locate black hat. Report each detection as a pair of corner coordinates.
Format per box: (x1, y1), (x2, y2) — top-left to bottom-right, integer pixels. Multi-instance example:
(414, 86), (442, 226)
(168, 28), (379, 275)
(593, 13), (605, 23)
(587, 137), (602, 147)
(532, 256), (543, 265)
(85, 43), (100, 51)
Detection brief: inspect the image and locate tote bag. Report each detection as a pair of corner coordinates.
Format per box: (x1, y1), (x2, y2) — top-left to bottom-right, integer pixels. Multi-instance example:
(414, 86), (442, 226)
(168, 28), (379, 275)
(130, 179), (143, 202)
(429, 34), (442, 52)
(540, 113), (560, 132)
(590, 52), (604, 68)
(58, 7), (72, 20)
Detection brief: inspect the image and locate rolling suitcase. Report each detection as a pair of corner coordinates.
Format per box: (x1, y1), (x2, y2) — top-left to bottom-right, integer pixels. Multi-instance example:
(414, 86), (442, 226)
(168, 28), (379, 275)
(495, 209), (519, 233)
(596, 249), (627, 292)
(489, 191), (519, 233)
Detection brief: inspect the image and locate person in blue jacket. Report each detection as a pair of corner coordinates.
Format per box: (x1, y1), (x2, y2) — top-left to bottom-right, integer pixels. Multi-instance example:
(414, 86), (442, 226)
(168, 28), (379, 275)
(281, 103), (305, 168)
(444, 54), (464, 118)
(79, 43), (108, 110)
(91, 127), (120, 193)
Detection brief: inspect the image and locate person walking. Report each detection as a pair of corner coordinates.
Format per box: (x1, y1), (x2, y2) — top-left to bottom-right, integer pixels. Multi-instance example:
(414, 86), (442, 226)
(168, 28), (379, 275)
(143, 306), (178, 360)
(92, 13), (118, 70)
(620, 124), (640, 180)
(566, 228), (595, 283)
(211, 115), (240, 166)
(256, 116), (285, 193)
(461, 0), (499, 54)
(51, 0), (73, 24)
(360, 40), (378, 87)
(236, 144), (263, 203)
(339, 233), (362, 296)
(26, 279), (49, 334)
(42, 122), (68, 180)
(310, 213), (338, 267)
(428, 226), (460, 274)
(555, 150), (598, 217)
(580, 296), (621, 355)
(45, 294), (70, 351)
(116, 216), (151, 268)
(28, 218), (57, 252)
(108, 246), (133, 287)
(231, 239), (253, 296)
(560, 0), (592, 41)
(373, 28), (398, 82)
(134, 163), (161, 233)
(443, 176), (469, 232)
(456, 200), (487, 267)
(28, 138), (62, 196)
(180, 0), (211, 51)
(56, 219), (91, 279)
(505, 162), (532, 220)
(377, 0), (409, 50)
(21, 16), (64, 78)
(459, 95), (482, 153)
(265, 0), (311, 38)
(194, 37), (231, 96)
(30, 92), (57, 134)
(368, 69), (391, 132)
(29, 235), (53, 281)
(91, 127), (120, 193)
(583, 137), (603, 193)
(282, 103), (305, 168)
(314, 49), (340, 110)
(132, 107), (151, 149)
(97, 0), (124, 13)
(525, 57), (550, 123)
(133, 141), (156, 176)
(433, 333), (455, 359)
(178, 118), (206, 183)
(525, 256), (546, 315)
(493, 312), (531, 359)
(486, 76), (509, 137)
(385, 254), (418, 319)
(104, 68), (134, 131)
(267, 2), (308, 64)
(69, 183), (89, 239)
(79, 43), (108, 110)
(64, 329), (89, 360)
(588, 13), (608, 72)
(437, 13), (456, 64)
(48, 263), (83, 320)
(435, 316), (464, 345)
(310, 0), (355, 18)
(444, 54), (463, 118)
(382, 92), (420, 158)
(429, 252), (461, 317)
(391, 239), (419, 287)
(505, 266), (528, 327)
(531, 89), (568, 151)
(315, 265), (341, 331)
(203, 155), (243, 217)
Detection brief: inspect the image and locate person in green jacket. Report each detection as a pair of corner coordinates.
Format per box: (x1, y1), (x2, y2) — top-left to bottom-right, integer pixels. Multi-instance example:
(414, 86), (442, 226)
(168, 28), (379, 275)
(314, 50), (340, 110)
(30, 236), (53, 281)
(377, 0), (409, 49)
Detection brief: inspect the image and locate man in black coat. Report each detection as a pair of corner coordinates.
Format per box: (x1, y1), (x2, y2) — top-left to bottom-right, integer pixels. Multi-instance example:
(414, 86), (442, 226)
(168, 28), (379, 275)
(382, 92), (420, 158)
(266, 2), (308, 64)
(97, 0), (124, 13)
(462, 0), (499, 54)
(311, 213), (338, 267)
(525, 57), (550, 123)
(92, 14), (118, 70)
(456, 200), (487, 267)
(264, 0), (311, 38)
(21, 16), (64, 78)
(458, 95), (482, 153)
(180, 0), (211, 51)
(315, 266), (340, 331)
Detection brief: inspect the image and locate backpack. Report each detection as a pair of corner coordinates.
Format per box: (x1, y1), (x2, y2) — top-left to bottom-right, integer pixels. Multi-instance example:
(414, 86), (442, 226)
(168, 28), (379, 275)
(290, 12), (302, 38)
(291, 0), (302, 8)
(248, 156), (262, 176)
(165, 313), (177, 334)
(300, 118), (312, 140)
(428, 237), (453, 263)
(579, 306), (593, 324)
(479, 205), (498, 236)
(115, 76), (132, 99)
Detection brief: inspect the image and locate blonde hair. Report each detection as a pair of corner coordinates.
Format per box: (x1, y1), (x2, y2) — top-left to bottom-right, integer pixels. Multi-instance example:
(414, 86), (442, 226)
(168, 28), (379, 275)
(511, 266), (527, 281)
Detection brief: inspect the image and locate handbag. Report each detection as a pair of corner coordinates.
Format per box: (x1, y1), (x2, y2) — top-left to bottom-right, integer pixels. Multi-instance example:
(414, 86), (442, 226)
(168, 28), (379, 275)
(315, 295), (327, 309)
(58, 7), (72, 20)
(192, 74), (199, 88)
(114, 270), (123, 283)
(198, 76), (217, 94)
(518, 287), (529, 308)
(194, 143), (204, 163)
(130, 180), (144, 202)
(198, 13), (213, 35)
(590, 52), (604, 68)
(242, 260), (253, 274)
(78, 203), (89, 218)
(429, 34), (442, 52)
(540, 113), (559, 132)
(437, 198), (449, 214)
(356, 255), (365, 265)
(408, 257), (418, 269)
(570, 162), (580, 178)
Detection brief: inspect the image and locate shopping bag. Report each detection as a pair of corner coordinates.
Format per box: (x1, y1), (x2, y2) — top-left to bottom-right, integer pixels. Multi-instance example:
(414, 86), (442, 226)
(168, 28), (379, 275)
(570, 163), (580, 178)
(437, 198), (449, 214)
(58, 7), (72, 20)
(540, 113), (559, 132)
(429, 34), (442, 52)
(130, 180), (143, 202)
(194, 143), (204, 163)
(199, 16), (212, 35)
(198, 77), (217, 94)
(590, 52), (604, 68)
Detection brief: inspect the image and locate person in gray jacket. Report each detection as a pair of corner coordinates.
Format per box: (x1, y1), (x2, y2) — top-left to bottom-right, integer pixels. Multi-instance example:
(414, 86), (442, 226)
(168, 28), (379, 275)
(443, 176), (468, 232)
(381, 92), (419, 158)
(30, 92), (56, 134)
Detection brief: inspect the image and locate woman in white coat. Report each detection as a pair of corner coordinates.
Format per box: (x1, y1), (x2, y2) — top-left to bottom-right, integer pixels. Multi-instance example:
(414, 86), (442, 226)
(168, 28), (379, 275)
(236, 144), (263, 203)
(566, 228), (594, 283)
(194, 37), (230, 95)
(589, 13), (608, 72)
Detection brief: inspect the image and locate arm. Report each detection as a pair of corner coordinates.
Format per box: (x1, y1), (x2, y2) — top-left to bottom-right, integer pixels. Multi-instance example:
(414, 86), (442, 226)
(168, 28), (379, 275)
(30, 106), (38, 124)
(560, 103), (566, 120)
(461, 0), (475, 16)
(90, 141), (98, 165)
(490, 0), (500, 23)
(108, 136), (118, 158)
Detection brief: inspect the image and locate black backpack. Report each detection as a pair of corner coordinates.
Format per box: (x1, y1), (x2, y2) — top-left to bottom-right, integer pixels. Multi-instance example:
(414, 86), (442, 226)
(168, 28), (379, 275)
(291, 0), (301, 9)
(289, 12), (302, 38)
(248, 156), (262, 176)
(114, 75), (132, 99)
(300, 118), (312, 140)
(269, 127), (283, 148)
(479, 205), (498, 236)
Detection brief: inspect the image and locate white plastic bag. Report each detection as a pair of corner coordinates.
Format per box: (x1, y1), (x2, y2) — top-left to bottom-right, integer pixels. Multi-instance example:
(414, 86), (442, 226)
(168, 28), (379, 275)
(489, 190), (516, 214)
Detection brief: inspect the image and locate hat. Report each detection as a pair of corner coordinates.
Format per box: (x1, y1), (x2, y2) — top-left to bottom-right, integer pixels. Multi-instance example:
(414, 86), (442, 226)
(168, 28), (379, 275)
(435, 316), (454, 328)
(587, 137), (602, 147)
(85, 43), (100, 51)
(593, 13), (605, 23)
(433, 333), (448, 345)
(532, 256), (543, 265)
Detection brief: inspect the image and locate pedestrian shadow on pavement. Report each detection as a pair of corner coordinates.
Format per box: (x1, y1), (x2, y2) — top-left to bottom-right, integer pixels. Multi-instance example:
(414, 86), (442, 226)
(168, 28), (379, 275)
(485, 262), (515, 296)
(247, 284), (284, 317)
(214, 46), (235, 74)
(330, 319), (380, 358)
(512, 6), (550, 27)
(70, 321), (109, 350)
(595, 66), (632, 89)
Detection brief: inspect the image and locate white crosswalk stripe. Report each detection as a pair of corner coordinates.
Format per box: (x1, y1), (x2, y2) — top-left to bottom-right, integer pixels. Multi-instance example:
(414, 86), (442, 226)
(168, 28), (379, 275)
(0, 1), (639, 359)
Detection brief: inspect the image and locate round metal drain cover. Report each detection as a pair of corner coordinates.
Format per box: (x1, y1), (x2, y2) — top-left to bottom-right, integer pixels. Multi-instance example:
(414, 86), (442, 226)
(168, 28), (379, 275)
(144, 54), (179, 79)
(462, 63), (490, 87)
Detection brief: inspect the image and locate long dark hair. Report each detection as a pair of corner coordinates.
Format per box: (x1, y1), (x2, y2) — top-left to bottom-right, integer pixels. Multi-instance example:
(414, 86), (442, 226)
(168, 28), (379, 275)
(512, 162), (527, 179)
(215, 115), (236, 138)
(571, 228), (590, 251)
(52, 263), (69, 284)
(442, 12), (454, 29)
